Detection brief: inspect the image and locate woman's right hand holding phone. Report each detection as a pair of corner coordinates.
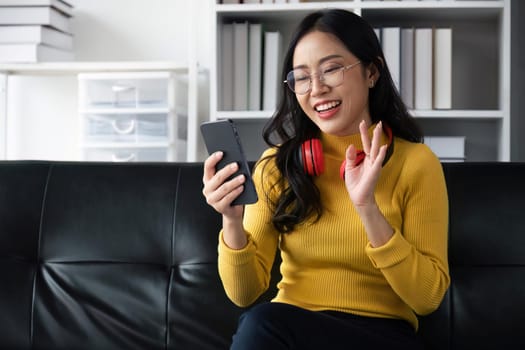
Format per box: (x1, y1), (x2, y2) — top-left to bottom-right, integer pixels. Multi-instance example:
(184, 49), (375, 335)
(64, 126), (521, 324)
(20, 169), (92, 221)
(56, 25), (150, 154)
(202, 151), (249, 249)
(202, 151), (246, 218)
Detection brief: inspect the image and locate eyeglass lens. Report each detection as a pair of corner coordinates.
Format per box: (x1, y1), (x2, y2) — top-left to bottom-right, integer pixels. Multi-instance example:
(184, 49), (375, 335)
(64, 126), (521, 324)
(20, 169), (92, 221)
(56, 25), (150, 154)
(286, 64), (345, 94)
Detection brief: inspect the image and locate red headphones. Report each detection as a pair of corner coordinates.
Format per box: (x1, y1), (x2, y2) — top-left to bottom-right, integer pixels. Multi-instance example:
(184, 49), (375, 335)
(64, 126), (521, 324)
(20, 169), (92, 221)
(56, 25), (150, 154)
(298, 124), (393, 179)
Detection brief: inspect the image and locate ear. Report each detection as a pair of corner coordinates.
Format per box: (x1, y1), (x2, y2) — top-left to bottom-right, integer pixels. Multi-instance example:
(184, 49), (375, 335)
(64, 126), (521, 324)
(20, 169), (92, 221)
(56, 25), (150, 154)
(366, 57), (383, 88)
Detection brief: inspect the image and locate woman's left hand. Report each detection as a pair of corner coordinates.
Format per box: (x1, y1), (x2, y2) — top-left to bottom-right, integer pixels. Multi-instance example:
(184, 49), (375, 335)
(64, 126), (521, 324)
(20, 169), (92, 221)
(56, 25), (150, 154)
(343, 120), (388, 209)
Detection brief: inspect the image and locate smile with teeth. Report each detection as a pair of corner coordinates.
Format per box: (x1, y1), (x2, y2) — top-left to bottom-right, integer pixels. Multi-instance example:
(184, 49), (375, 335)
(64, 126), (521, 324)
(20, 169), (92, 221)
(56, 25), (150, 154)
(315, 101), (341, 112)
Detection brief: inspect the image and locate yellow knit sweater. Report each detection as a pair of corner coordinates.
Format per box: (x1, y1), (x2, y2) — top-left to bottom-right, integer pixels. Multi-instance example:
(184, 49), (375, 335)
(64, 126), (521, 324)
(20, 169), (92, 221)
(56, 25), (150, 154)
(218, 128), (450, 330)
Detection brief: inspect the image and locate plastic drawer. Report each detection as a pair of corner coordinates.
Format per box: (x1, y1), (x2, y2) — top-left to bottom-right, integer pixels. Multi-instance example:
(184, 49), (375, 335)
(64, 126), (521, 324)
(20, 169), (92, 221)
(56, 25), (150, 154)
(83, 113), (170, 143)
(78, 72), (172, 109)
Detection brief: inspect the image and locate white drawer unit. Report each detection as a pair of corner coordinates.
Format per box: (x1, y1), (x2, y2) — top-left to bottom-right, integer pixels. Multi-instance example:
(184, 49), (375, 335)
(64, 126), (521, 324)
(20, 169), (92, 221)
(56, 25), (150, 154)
(78, 71), (188, 162)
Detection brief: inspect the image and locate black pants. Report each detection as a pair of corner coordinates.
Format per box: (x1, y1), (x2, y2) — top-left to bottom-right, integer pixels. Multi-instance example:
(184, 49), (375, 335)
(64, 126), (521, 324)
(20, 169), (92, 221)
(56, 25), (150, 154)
(230, 302), (424, 350)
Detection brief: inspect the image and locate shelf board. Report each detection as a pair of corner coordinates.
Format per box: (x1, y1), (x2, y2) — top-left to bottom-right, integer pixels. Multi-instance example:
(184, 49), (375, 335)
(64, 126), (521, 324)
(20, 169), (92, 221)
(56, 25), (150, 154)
(216, 110), (273, 120)
(411, 109), (504, 119)
(0, 61), (189, 76)
(360, 0), (504, 10)
(217, 109), (504, 120)
(215, 1), (504, 21)
(216, 2), (357, 22)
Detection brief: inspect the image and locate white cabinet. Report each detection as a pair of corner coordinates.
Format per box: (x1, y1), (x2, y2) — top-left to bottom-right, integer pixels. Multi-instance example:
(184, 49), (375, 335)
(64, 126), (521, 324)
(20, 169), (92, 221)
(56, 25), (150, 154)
(0, 61), (199, 162)
(210, 0), (511, 161)
(78, 71), (188, 162)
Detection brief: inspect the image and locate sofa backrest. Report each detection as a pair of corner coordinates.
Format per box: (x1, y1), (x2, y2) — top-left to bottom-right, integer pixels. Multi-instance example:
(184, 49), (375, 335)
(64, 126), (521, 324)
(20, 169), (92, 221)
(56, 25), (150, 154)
(0, 162), (241, 350)
(418, 162), (525, 350)
(0, 161), (524, 349)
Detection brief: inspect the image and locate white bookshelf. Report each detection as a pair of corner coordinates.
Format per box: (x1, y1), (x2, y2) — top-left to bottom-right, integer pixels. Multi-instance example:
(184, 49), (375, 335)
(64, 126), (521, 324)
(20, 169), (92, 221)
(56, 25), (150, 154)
(210, 0), (511, 162)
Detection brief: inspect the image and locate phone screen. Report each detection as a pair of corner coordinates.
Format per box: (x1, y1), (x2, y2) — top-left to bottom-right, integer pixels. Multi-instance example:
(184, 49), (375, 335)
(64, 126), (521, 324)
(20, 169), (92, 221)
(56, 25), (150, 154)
(200, 119), (258, 205)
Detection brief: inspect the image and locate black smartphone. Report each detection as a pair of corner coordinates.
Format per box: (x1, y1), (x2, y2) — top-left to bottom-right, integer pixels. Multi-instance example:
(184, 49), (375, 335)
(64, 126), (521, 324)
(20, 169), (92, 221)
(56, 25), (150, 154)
(200, 119), (258, 205)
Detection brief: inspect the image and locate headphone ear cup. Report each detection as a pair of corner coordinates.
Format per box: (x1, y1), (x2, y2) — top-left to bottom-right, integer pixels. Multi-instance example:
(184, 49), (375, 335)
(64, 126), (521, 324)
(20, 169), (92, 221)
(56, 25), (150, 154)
(339, 150), (366, 180)
(300, 139), (325, 176)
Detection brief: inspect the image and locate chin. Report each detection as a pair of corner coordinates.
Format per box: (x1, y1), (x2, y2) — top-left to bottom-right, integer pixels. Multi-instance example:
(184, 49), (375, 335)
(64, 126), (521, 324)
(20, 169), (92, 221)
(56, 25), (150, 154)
(315, 121), (352, 137)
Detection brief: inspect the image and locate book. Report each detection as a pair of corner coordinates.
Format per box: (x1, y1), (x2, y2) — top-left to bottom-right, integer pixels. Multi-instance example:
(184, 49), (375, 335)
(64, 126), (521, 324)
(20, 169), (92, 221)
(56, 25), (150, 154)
(0, 6), (72, 34)
(262, 31), (282, 111)
(381, 27), (401, 91)
(433, 28), (452, 109)
(248, 23), (262, 111)
(400, 27), (415, 109)
(0, 25), (73, 50)
(0, 0), (73, 16)
(221, 23), (234, 110)
(414, 28), (433, 110)
(233, 21), (249, 111)
(0, 43), (73, 62)
(424, 136), (465, 162)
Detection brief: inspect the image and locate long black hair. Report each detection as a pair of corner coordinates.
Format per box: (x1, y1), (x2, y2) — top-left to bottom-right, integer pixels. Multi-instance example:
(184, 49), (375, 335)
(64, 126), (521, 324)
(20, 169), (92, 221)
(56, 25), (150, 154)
(261, 9), (423, 233)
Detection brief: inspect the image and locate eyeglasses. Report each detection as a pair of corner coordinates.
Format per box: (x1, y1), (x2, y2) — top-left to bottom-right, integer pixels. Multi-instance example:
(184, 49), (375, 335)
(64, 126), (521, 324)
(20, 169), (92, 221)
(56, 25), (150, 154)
(284, 61), (361, 95)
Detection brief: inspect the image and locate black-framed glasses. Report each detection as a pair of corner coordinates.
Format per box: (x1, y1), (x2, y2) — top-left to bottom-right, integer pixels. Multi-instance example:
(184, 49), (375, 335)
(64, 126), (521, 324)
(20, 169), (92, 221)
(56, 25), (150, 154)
(284, 61), (361, 95)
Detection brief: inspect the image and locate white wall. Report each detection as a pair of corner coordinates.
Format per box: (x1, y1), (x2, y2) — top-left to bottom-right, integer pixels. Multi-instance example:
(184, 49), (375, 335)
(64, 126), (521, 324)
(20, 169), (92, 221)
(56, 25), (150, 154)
(6, 0), (211, 160)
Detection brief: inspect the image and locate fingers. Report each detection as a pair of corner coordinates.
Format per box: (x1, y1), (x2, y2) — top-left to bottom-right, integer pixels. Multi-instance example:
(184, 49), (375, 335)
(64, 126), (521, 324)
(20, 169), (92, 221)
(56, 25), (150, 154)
(203, 151), (223, 182)
(359, 120), (384, 161)
(369, 121), (383, 158)
(202, 152), (246, 210)
(205, 172), (245, 208)
(359, 120), (371, 156)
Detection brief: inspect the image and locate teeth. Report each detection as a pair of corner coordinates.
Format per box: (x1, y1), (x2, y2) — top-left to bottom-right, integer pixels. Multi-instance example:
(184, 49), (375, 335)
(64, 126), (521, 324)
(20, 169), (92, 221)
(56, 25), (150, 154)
(315, 101), (341, 112)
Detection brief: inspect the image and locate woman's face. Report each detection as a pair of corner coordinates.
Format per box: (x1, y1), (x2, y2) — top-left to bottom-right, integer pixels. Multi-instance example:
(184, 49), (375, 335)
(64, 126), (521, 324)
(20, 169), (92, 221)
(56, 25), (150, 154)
(292, 30), (375, 136)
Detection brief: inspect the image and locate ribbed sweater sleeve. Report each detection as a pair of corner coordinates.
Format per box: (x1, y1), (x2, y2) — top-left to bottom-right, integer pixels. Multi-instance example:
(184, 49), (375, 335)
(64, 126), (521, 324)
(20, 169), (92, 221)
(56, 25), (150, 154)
(218, 149), (281, 306)
(366, 142), (450, 315)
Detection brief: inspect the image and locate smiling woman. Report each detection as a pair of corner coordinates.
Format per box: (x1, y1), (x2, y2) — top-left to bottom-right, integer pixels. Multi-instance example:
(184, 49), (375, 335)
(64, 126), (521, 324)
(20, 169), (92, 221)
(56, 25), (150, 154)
(201, 8), (449, 350)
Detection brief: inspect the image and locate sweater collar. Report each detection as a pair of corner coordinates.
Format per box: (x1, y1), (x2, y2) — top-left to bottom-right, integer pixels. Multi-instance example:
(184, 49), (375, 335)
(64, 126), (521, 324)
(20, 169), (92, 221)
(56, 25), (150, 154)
(320, 123), (390, 157)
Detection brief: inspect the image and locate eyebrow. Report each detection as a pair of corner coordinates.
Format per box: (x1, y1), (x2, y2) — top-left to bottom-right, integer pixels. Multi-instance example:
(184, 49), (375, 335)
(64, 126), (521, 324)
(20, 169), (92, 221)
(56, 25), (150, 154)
(292, 54), (344, 70)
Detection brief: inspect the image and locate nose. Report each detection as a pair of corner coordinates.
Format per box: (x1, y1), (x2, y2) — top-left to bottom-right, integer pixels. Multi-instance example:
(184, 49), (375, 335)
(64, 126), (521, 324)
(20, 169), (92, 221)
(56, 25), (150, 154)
(309, 74), (328, 96)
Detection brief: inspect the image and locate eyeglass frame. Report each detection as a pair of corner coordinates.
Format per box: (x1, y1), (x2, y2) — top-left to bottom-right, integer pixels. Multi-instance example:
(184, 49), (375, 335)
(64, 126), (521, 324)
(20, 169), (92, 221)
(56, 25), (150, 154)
(283, 61), (362, 95)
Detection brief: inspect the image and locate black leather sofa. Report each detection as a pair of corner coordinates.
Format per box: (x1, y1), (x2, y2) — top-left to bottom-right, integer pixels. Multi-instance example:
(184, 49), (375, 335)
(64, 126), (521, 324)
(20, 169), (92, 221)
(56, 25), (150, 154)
(1, 161), (524, 350)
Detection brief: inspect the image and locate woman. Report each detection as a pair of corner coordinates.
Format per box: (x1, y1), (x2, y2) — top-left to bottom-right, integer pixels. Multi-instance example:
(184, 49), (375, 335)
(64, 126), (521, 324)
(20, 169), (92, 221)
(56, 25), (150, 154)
(202, 9), (449, 349)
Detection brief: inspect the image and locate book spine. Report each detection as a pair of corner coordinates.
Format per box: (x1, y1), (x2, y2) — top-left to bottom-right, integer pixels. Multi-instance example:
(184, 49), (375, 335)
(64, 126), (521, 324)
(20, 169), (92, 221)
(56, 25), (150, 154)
(0, 7), (72, 34)
(433, 28), (452, 109)
(248, 23), (262, 111)
(220, 23), (234, 110)
(414, 28), (433, 110)
(262, 31), (282, 112)
(400, 27), (415, 109)
(0, 43), (73, 63)
(233, 21), (249, 111)
(424, 136), (465, 161)
(381, 27), (401, 92)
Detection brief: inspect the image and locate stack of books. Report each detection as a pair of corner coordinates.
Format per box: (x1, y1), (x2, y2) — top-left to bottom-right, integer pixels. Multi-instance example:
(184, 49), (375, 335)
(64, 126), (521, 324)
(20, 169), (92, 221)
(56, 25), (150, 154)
(0, 0), (74, 63)
(220, 20), (283, 112)
(376, 26), (453, 110)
